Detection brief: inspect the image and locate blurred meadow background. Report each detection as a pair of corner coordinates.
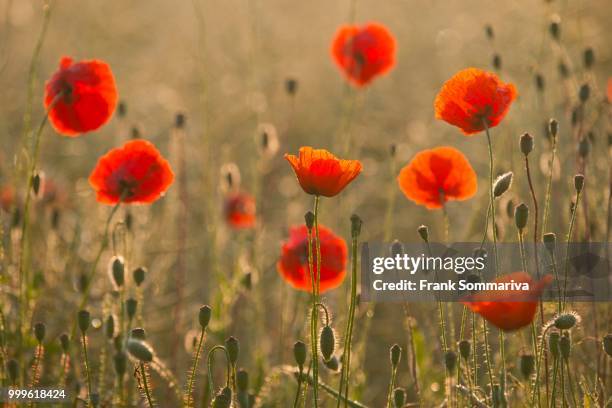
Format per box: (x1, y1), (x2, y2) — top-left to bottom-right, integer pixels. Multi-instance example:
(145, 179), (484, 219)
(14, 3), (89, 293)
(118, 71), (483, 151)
(0, 0), (611, 406)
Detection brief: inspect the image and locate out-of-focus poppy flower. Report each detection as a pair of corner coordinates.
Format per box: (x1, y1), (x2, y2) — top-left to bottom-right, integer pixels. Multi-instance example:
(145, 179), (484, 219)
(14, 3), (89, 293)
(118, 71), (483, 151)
(331, 22), (396, 87)
(434, 68), (517, 135)
(224, 191), (256, 229)
(607, 78), (612, 103)
(89, 139), (174, 205)
(397, 146), (477, 209)
(44, 57), (118, 136)
(277, 225), (347, 293)
(463, 272), (553, 331)
(285, 147), (362, 197)
(0, 186), (15, 212)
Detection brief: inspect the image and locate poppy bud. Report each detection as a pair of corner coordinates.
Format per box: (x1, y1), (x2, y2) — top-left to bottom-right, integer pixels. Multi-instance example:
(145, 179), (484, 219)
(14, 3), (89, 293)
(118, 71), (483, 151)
(60, 333), (70, 353)
(131, 126), (142, 139)
(323, 355), (339, 371)
(105, 315), (115, 339)
(304, 211), (315, 230)
(350, 214), (362, 238)
(603, 334), (612, 357)
(459, 340), (471, 360)
(506, 199), (515, 219)
(285, 78), (298, 96)
(125, 298), (138, 321)
(492, 54), (502, 71)
(578, 138), (589, 158)
(125, 210), (133, 231)
(444, 350), (457, 372)
(390, 344), (401, 368)
(199, 305), (212, 329)
(554, 313), (578, 330)
(579, 83), (590, 103)
(34, 322), (46, 343)
(236, 368), (249, 392)
(514, 203), (529, 231)
(559, 333), (571, 359)
(78, 310), (90, 333)
(7, 359), (18, 384)
(113, 351), (127, 378)
(543, 232), (556, 254)
(549, 331), (560, 359)
(493, 172), (513, 197)
(110, 256), (125, 288)
(240, 271), (252, 290)
(574, 174), (584, 193)
(549, 16), (560, 40)
(32, 173), (41, 196)
(558, 62), (569, 78)
(118, 101), (127, 118)
(133, 267), (146, 286)
(520, 354), (535, 379)
(546, 120), (557, 140)
(583, 47), (594, 69)
(520, 133), (533, 156)
(393, 388), (406, 408)
(175, 112), (186, 129)
(131, 328), (146, 340)
(225, 336), (240, 365)
(535, 73), (545, 92)
(127, 339), (154, 362)
(417, 225), (429, 243)
(484, 24), (494, 40)
(391, 240), (403, 258)
(294, 340), (307, 368)
(319, 325), (335, 362)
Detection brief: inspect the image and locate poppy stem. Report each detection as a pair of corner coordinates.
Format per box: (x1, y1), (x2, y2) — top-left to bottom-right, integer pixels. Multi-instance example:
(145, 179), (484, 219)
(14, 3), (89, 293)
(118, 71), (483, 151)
(139, 363), (154, 408)
(483, 122), (499, 275)
(562, 188), (582, 309)
(308, 196), (322, 407)
(81, 332), (93, 407)
(206, 345), (231, 397)
(185, 326), (206, 407)
(541, 135), (557, 238)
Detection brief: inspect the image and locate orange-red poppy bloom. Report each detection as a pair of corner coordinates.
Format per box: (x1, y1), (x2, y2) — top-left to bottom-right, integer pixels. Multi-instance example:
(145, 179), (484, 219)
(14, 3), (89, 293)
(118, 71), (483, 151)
(397, 146), (477, 209)
(44, 57), (118, 136)
(277, 225), (347, 293)
(463, 272), (553, 331)
(89, 139), (174, 205)
(607, 78), (612, 103)
(0, 186), (15, 212)
(331, 22), (396, 87)
(434, 68), (517, 135)
(285, 147), (362, 197)
(224, 191), (256, 229)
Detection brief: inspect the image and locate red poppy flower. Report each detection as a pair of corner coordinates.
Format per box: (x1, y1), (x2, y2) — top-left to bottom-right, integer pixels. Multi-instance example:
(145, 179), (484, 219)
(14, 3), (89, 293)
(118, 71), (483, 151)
(285, 147), (362, 197)
(463, 272), (553, 331)
(44, 57), (118, 136)
(331, 22), (396, 87)
(89, 139), (174, 205)
(434, 68), (517, 135)
(277, 225), (347, 293)
(0, 186), (15, 212)
(607, 78), (612, 103)
(224, 191), (256, 229)
(397, 146), (477, 209)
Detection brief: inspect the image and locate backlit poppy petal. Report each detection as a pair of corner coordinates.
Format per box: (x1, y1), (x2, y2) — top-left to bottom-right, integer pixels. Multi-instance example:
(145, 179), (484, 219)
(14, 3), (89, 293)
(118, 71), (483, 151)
(277, 225), (347, 293)
(434, 68), (517, 135)
(285, 147), (362, 197)
(44, 57), (118, 137)
(224, 191), (256, 229)
(397, 146), (477, 209)
(331, 22), (396, 87)
(89, 139), (174, 205)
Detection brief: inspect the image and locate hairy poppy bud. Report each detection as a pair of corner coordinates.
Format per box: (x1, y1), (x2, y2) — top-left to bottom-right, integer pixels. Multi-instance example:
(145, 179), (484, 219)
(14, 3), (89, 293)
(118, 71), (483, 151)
(225, 336), (240, 365)
(549, 331), (560, 359)
(417, 225), (429, 243)
(78, 310), (90, 333)
(320, 325), (335, 362)
(535, 73), (545, 92)
(105, 315), (115, 339)
(131, 328), (146, 340)
(579, 83), (590, 103)
(574, 174), (584, 193)
(514, 203), (529, 231)
(133, 267), (146, 286)
(294, 341), (307, 369)
(110, 256), (125, 288)
(236, 369), (249, 392)
(60, 333), (70, 353)
(543, 232), (556, 254)
(175, 112), (186, 129)
(459, 340), (471, 360)
(559, 333), (571, 359)
(114, 351), (127, 377)
(304, 211), (315, 230)
(520, 133), (534, 156)
(125, 298), (137, 321)
(199, 305), (212, 329)
(444, 350), (457, 372)
(32, 173), (42, 196)
(549, 16), (560, 40)
(603, 334), (612, 357)
(350, 214), (362, 238)
(34, 322), (46, 343)
(520, 354), (535, 379)
(323, 355), (339, 371)
(492, 54), (502, 71)
(554, 313), (578, 330)
(7, 359), (18, 384)
(583, 47), (595, 69)
(285, 78), (298, 96)
(393, 388), (406, 408)
(548, 119), (558, 139)
(127, 339), (154, 362)
(390, 344), (401, 368)
(493, 172), (513, 197)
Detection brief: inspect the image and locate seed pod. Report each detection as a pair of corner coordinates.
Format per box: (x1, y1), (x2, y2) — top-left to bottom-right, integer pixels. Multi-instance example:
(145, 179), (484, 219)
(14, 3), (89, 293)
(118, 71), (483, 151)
(78, 310), (90, 333)
(236, 369), (249, 392)
(285, 78), (298, 96)
(549, 16), (560, 40)
(117, 101), (127, 118)
(60, 333), (70, 353)
(127, 339), (154, 362)
(603, 334), (612, 357)
(323, 355), (339, 371)
(393, 387), (406, 408)
(114, 351), (127, 377)
(34, 322), (46, 343)
(444, 350), (457, 372)
(543, 233), (556, 254)
(574, 174), (585, 193)
(514, 203), (529, 231)
(225, 336), (240, 365)
(131, 328), (146, 340)
(493, 172), (513, 197)
(110, 256), (125, 288)
(133, 267), (146, 286)
(558, 62), (569, 78)
(7, 359), (18, 384)
(125, 211), (133, 231)
(350, 214), (362, 238)
(535, 73), (545, 91)
(492, 54), (502, 70)
(578, 138), (589, 158)
(484, 24), (494, 40)
(417, 225), (429, 243)
(125, 298), (138, 320)
(32, 173), (41, 196)
(319, 325), (335, 362)
(583, 47), (595, 69)
(520, 354), (535, 379)
(294, 341), (307, 368)
(241, 271), (252, 290)
(175, 112), (186, 129)
(390, 344), (402, 368)
(554, 313), (578, 330)
(579, 83), (590, 103)
(520, 133), (534, 156)
(549, 331), (560, 359)
(458, 340), (471, 360)
(549, 119), (558, 139)
(199, 305), (212, 329)
(105, 315), (115, 339)
(559, 333), (571, 359)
